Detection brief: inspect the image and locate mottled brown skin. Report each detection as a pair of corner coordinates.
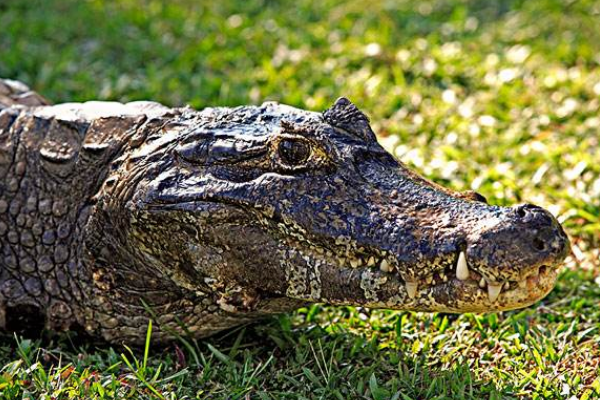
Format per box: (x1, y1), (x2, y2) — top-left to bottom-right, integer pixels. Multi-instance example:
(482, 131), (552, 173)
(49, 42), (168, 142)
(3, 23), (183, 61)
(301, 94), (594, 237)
(0, 79), (569, 344)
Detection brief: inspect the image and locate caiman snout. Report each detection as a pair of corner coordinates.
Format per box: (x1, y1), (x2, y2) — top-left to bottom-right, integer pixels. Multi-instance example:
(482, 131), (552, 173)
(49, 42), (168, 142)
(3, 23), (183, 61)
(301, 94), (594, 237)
(511, 204), (569, 258)
(444, 201), (570, 312)
(467, 202), (569, 273)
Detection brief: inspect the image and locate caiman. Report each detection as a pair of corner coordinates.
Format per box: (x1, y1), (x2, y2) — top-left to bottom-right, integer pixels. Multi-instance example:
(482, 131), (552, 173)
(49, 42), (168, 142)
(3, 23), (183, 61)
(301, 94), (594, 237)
(0, 78), (569, 344)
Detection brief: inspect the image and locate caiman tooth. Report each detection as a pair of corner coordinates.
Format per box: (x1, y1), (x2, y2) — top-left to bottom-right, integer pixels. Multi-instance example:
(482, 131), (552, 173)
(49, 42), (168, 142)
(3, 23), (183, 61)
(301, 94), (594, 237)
(479, 277), (486, 288)
(367, 256), (376, 267)
(379, 259), (390, 272)
(406, 282), (418, 299)
(350, 259), (359, 268)
(487, 284), (502, 302)
(521, 266), (539, 281)
(456, 251), (470, 281)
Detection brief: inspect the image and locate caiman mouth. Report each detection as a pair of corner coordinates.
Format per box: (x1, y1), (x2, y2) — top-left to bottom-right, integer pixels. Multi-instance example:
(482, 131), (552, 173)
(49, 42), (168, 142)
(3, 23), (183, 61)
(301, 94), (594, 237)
(291, 240), (560, 313)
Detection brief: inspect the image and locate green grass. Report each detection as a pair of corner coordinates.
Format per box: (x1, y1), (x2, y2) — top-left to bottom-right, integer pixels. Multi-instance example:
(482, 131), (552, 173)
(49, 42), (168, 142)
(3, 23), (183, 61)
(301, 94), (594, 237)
(1, 0), (600, 398)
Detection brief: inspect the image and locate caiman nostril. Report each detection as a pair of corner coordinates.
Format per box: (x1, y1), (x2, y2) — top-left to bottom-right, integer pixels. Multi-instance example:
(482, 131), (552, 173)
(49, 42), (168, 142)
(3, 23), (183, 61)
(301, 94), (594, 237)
(516, 206), (527, 219)
(513, 203), (551, 225)
(515, 203), (538, 219)
(511, 204), (567, 255)
(532, 237), (546, 252)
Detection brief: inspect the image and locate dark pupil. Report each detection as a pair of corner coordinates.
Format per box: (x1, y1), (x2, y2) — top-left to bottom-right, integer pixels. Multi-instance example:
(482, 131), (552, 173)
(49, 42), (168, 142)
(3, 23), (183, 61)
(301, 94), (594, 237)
(279, 139), (310, 165)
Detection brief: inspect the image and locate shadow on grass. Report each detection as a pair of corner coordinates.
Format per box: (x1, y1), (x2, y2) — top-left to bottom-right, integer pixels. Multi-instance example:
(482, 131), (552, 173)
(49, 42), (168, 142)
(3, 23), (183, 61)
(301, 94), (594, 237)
(195, 315), (514, 399)
(0, 314), (509, 399)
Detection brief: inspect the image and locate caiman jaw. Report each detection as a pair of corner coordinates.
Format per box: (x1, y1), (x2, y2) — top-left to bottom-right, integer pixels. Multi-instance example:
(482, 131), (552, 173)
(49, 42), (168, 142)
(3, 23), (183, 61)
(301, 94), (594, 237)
(414, 250), (559, 310)
(288, 242), (562, 313)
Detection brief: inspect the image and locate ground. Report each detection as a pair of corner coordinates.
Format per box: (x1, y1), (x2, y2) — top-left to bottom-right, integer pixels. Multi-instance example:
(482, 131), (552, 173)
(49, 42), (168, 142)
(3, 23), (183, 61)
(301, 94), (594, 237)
(1, 0), (599, 398)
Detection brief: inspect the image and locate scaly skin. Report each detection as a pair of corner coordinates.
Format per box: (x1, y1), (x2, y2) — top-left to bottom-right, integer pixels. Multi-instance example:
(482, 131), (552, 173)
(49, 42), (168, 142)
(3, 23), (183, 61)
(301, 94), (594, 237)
(0, 79), (569, 343)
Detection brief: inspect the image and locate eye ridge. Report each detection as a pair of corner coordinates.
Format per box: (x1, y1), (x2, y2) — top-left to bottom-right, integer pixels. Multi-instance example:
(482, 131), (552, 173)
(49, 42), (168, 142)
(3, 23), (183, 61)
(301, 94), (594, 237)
(278, 138), (311, 166)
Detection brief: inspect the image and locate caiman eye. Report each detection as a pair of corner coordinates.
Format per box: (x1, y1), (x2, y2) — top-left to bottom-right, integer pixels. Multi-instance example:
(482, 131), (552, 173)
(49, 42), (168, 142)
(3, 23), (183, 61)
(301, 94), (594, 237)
(278, 138), (311, 166)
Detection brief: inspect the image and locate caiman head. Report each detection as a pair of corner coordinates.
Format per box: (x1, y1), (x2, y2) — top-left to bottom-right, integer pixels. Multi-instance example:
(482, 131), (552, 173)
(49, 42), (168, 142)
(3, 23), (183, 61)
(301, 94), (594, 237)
(112, 98), (569, 315)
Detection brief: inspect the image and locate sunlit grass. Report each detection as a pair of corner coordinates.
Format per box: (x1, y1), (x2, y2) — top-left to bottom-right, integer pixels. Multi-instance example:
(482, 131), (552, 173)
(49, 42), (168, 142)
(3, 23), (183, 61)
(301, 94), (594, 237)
(1, 0), (599, 398)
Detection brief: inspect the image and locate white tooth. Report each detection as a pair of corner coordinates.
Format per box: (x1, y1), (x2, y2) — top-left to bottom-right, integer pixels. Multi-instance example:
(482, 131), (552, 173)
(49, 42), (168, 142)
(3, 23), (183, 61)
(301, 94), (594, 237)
(487, 284), (502, 302)
(479, 277), (486, 288)
(350, 259), (359, 268)
(357, 259), (364, 267)
(367, 256), (376, 267)
(504, 282), (511, 290)
(518, 280), (527, 289)
(406, 282), (418, 299)
(379, 259), (390, 272)
(456, 251), (470, 281)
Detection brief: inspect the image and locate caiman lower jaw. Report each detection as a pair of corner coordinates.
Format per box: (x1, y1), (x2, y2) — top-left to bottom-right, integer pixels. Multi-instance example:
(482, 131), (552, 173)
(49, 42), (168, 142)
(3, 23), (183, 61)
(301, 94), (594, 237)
(336, 260), (557, 313)
(449, 251), (556, 306)
(378, 260), (556, 312)
(299, 244), (560, 312)
(407, 263), (559, 313)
